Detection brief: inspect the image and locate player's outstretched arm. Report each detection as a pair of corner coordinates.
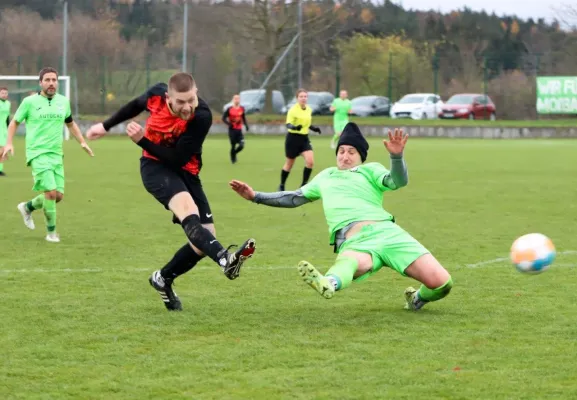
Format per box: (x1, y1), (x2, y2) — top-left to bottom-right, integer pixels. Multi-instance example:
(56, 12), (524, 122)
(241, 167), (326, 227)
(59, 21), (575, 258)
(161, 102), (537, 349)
(382, 128), (409, 190)
(229, 180), (312, 208)
(87, 93), (148, 140)
(66, 120), (94, 157)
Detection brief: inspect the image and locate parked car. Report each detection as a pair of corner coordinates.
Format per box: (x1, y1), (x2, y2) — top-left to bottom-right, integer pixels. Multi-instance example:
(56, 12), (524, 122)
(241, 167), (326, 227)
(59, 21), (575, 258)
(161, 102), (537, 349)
(281, 91), (334, 115)
(222, 89), (286, 114)
(350, 96), (391, 117)
(439, 93), (496, 120)
(390, 93), (443, 120)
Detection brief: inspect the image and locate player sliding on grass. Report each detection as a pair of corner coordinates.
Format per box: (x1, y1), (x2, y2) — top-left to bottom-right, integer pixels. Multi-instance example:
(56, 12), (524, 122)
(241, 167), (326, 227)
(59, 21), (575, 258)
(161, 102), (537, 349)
(230, 123), (453, 310)
(85, 72), (256, 312)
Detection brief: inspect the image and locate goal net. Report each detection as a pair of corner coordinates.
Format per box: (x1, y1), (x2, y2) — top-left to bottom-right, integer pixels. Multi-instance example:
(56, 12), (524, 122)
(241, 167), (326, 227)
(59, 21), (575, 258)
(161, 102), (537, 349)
(0, 75), (72, 140)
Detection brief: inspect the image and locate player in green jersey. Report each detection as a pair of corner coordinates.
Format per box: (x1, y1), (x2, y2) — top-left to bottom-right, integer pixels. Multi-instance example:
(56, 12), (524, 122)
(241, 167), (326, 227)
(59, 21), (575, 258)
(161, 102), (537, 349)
(1, 67), (94, 243)
(230, 123), (453, 310)
(0, 87), (11, 176)
(330, 90), (352, 149)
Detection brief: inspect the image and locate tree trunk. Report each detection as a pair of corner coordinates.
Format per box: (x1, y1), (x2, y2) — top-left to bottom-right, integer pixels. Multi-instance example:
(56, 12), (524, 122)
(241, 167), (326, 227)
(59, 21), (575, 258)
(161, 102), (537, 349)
(263, 54), (276, 114)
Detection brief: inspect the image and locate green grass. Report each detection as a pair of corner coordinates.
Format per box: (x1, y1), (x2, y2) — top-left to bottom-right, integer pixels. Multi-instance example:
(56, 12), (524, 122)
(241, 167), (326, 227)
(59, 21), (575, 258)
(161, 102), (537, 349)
(77, 113), (577, 128)
(1, 136), (577, 399)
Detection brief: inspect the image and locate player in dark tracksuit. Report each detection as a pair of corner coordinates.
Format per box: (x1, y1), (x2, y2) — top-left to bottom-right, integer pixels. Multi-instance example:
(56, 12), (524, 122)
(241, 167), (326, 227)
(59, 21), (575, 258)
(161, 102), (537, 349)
(222, 94), (249, 164)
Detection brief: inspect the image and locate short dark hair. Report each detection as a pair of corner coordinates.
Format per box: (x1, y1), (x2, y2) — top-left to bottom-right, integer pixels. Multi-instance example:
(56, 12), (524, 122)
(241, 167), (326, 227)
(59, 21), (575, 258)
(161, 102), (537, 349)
(0, 87), (7, 91)
(296, 88), (307, 96)
(168, 72), (195, 92)
(39, 67), (58, 82)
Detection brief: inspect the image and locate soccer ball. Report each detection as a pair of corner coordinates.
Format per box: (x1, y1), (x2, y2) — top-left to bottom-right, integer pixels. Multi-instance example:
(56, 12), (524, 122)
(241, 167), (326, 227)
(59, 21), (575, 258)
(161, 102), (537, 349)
(510, 233), (556, 274)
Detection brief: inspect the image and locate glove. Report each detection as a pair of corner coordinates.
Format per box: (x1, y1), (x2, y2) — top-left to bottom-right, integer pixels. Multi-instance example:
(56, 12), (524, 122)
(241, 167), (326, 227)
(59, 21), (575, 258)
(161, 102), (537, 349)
(310, 125), (321, 134)
(245, 125), (250, 132)
(286, 123), (302, 131)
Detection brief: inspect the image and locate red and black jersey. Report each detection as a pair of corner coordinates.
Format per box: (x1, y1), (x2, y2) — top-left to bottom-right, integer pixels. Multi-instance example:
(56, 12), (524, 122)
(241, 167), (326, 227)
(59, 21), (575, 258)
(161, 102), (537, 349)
(103, 83), (212, 176)
(222, 105), (248, 131)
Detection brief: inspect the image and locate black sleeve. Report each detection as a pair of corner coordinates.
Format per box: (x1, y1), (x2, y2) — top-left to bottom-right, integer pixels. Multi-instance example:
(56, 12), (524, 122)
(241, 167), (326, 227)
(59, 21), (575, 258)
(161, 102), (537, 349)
(5, 116), (9, 127)
(221, 108), (230, 125)
(102, 83), (167, 131)
(286, 123), (300, 130)
(136, 99), (212, 169)
(242, 109), (249, 128)
(65, 115), (73, 124)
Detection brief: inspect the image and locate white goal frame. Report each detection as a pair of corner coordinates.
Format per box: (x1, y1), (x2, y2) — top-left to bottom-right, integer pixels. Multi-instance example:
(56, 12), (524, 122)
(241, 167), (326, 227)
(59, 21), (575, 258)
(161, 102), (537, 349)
(0, 75), (72, 140)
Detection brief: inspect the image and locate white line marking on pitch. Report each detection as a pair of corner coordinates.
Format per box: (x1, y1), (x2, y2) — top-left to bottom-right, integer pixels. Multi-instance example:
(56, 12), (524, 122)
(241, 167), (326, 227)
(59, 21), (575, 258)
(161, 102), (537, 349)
(1, 251), (575, 274)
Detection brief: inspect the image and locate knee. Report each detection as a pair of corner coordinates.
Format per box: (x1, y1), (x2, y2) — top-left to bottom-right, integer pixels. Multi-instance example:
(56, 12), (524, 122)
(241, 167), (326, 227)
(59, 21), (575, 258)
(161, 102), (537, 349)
(56, 193), (64, 203)
(181, 214), (203, 238)
(426, 267), (452, 290)
(44, 190), (58, 200)
(169, 192), (198, 220)
(284, 159), (295, 170)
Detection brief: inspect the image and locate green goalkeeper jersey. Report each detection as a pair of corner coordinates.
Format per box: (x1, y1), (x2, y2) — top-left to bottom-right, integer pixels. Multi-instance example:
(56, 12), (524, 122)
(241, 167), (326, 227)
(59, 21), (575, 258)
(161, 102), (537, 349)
(331, 98), (352, 124)
(0, 99), (10, 137)
(13, 93), (72, 164)
(300, 162), (396, 244)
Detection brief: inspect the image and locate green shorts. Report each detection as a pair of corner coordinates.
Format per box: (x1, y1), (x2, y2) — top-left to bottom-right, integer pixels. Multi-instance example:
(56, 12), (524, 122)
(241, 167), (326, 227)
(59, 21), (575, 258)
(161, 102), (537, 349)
(337, 221), (429, 282)
(333, 120), (348, 135)
(29, 153), (65, 193)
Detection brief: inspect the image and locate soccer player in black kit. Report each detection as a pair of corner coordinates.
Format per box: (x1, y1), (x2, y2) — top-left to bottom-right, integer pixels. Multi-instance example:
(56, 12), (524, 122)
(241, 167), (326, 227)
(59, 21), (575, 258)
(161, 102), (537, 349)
(86, 73), (256, 311)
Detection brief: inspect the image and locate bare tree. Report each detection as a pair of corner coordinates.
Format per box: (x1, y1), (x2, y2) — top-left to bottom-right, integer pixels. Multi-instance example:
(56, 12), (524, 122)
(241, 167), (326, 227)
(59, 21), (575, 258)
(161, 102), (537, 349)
(235, 0), (347, 113)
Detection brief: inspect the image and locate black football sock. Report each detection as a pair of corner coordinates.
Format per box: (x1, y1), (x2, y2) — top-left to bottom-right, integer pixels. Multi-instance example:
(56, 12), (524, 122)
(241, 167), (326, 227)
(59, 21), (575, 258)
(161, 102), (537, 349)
(280, 169), (290, 186)
(302, 167), (312, 186)
(181, 214), (227, 267)
(160, 243), (204, 280)
(235, 141), (245, 154)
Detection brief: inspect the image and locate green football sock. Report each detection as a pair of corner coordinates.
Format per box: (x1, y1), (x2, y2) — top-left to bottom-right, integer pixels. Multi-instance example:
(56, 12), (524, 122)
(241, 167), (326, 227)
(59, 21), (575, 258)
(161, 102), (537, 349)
(26, 194), (45, 213)
(417, 277), (454, 303)
(326, 256), (359, 290)
(43, 199), (57, 232)
(332, 133), (340, 143)
(0, 162), (3, 172)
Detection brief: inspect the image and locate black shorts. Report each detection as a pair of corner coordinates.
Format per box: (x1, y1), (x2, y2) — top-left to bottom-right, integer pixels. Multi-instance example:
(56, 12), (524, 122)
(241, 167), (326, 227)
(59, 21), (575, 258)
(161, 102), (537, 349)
(140, 157), (214, 225)
(285, 132), (312, 159)
(228, 128), (244, 145)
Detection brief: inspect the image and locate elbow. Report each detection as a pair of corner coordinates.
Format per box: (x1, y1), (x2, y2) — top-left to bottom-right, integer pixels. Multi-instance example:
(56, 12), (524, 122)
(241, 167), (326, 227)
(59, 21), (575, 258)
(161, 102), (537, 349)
(395, 175), (409, 189)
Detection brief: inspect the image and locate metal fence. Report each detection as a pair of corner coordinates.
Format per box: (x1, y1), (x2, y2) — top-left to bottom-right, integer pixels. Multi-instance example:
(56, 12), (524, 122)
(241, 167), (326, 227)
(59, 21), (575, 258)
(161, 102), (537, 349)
(2, 51), (559, 120)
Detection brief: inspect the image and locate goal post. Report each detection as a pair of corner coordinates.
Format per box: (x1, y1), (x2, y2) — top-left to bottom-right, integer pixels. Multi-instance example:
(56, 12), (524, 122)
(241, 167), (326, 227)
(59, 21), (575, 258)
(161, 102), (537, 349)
(0, 75), (72, 140)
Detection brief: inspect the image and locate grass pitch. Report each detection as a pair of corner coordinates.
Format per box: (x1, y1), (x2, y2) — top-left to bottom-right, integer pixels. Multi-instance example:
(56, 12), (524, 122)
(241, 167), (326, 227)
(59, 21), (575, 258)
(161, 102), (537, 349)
(1, 135), (576, 399)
